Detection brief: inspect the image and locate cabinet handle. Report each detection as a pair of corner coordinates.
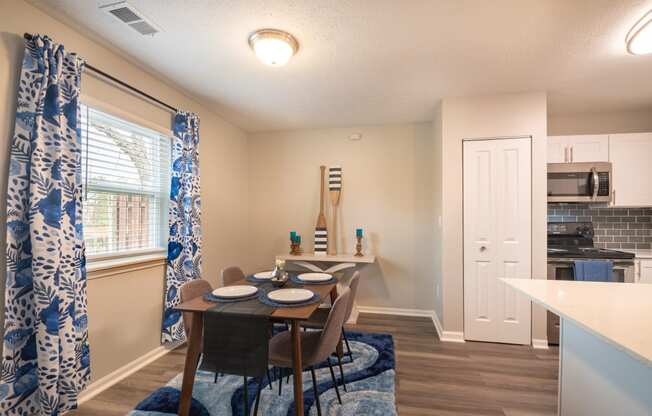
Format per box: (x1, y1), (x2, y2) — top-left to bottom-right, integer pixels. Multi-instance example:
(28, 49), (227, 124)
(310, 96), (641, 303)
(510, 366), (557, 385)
(570, 146), (573, 162)
(564, 147), (568, 162)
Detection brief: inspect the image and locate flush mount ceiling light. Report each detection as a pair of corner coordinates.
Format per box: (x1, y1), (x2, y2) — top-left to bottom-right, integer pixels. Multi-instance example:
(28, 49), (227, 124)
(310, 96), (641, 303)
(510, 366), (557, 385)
(248, 29), (299, 66)
(626, 9), (652, 54)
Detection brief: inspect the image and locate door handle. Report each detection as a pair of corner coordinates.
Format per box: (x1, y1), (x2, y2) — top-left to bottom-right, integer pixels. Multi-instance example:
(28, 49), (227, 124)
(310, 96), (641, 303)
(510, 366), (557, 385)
(480, 246), (487, 252)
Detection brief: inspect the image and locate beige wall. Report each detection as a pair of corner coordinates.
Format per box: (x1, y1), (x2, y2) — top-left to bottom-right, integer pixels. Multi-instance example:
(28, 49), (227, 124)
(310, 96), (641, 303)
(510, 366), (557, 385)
(248, 124), (436, 311)
(548, 109), (652, 135)
(432, 107), (444, 321)
(0, 0), (249, 382)
(440, 92), (548, 340)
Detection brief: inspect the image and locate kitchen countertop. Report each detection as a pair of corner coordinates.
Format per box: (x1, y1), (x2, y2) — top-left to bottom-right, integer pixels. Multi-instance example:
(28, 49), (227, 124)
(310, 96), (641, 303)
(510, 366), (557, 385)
(502, 278), (652, 366)
(623, 249), (652, 259)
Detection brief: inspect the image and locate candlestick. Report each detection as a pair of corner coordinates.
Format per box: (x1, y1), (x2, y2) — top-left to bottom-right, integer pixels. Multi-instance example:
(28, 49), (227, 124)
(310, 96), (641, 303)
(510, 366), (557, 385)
(355, 235), (363, 257)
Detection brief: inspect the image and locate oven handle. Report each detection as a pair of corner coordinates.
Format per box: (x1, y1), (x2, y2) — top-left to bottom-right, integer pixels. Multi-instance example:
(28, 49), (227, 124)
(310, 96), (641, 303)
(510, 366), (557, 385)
(591, 168), (599, 200)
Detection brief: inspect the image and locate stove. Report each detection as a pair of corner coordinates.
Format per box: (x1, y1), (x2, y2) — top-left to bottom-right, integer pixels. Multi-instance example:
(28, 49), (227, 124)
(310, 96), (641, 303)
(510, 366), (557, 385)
(547, 222), (634, 260)
(546, 222), (635, 345)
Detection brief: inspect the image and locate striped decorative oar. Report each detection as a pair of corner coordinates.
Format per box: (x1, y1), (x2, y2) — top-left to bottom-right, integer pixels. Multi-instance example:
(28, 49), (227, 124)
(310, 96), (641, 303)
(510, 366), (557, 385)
(328, 165), (342, 255)
(314, 166), (328, 255)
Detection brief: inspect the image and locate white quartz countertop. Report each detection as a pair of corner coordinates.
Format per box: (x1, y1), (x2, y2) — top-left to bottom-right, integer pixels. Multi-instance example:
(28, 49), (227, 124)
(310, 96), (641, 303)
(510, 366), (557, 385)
(623, 249), (652, 259)
(502, 279), (652, 366)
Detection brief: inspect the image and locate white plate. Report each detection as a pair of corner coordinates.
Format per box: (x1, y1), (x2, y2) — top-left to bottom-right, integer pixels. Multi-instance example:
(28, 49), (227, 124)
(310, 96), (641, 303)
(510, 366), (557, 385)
(212, 285), (258, 299)
(254, 271), (275, 279)
(297, 272), (332, 282)
(267, 288), (314, 304)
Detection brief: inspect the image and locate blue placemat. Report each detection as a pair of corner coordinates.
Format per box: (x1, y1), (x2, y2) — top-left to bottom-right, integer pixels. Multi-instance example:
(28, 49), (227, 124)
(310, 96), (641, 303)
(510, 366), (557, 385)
(257, 287), (322, 308)
(203, 292), (259, 303)
(290, 274), (338, 285)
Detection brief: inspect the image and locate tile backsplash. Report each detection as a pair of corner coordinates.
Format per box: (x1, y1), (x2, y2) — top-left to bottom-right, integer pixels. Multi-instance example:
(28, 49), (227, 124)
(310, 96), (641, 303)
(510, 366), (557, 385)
(548, 204), (652, 250)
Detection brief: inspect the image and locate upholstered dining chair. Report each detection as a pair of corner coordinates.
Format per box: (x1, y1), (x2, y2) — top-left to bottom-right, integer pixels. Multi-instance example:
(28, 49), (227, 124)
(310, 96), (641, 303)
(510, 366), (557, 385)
(180, 279), (213, 343)
(179, 279), (222, 382)
(303, 271), (360, 378)
(269, 288), (351, 416)
(221, 266), (245, 286)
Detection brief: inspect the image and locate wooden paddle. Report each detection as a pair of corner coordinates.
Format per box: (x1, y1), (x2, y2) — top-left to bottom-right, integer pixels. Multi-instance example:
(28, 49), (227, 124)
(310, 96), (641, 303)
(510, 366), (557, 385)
(328, 165), (342, 255)
(314, 166), (328, 255)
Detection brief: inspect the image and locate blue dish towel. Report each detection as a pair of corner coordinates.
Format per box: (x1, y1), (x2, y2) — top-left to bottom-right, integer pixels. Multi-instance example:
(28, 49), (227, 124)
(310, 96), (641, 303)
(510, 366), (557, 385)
(573, 260), (614, 282)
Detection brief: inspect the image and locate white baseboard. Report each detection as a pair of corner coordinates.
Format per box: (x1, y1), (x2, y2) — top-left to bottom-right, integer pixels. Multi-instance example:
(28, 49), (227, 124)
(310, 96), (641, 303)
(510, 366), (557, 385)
(532, 338), (550, 349)
(78, 344), (176, 405)
(431, 311), (465, 343)
(440, 330), (466, 343)
(347, 304), (360, 324)
(356, 305), (466, 343)
(356, 305), (435, 318)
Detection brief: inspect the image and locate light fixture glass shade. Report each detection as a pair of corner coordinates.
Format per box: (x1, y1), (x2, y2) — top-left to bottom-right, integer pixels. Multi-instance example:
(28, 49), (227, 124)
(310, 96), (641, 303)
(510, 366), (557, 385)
(626, 10), (652, 54)
(249, 29), (298, 66)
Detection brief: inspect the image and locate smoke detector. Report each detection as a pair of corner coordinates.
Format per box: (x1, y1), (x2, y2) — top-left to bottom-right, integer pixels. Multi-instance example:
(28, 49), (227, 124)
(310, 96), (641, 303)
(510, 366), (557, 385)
(100, 1), (161, 36)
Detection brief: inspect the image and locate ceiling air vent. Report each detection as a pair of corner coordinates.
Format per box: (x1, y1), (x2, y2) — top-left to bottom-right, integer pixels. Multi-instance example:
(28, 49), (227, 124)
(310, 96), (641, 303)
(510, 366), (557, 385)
(100, 1), (161, 36)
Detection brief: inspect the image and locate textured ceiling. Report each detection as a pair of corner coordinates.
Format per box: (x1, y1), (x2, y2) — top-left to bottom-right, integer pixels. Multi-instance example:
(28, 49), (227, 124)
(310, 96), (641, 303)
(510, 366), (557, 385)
(33, 0), (652, 132)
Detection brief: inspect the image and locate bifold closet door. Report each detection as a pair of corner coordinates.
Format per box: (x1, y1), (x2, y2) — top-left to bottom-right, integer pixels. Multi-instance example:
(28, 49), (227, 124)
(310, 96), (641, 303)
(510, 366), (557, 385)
(463, 138), (531, 345)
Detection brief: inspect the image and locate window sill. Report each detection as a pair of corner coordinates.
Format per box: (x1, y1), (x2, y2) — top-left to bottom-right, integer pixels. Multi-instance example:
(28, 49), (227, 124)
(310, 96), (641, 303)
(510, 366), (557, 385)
(87, 251), (167, 280)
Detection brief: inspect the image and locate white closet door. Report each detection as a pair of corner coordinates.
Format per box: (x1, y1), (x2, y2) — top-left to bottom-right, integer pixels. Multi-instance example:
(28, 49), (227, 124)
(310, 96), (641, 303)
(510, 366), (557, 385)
(463, 138), (532, 345)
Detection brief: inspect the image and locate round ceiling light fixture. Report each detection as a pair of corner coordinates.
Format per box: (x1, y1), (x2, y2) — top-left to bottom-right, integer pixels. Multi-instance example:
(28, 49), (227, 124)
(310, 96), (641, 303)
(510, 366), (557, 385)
(248, 29), (299, 66)
(626, 9), (652, 55)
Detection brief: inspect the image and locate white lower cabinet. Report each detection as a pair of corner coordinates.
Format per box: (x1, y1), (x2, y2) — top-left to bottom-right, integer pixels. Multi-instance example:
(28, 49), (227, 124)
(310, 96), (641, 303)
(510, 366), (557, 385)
(637, 260), (652, 284)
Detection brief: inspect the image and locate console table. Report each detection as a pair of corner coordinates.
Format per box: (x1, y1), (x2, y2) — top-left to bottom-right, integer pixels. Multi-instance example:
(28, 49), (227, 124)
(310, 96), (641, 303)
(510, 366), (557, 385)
(275, 253), (376, 323)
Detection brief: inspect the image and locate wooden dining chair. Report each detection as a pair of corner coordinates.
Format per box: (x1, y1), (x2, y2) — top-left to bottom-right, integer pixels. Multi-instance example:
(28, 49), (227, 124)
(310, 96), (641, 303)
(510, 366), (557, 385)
(221, 266), (245, 286)
(268, 288), (351, 416)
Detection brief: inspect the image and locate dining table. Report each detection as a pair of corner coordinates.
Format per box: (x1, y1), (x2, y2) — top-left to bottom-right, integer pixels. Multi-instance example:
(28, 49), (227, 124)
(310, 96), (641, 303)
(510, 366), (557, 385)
(173, 276), (340, 416)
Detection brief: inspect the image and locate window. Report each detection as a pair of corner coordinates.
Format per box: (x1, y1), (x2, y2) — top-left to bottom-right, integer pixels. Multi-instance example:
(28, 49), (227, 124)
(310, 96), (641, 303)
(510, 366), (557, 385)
(81, 105), (171, 258)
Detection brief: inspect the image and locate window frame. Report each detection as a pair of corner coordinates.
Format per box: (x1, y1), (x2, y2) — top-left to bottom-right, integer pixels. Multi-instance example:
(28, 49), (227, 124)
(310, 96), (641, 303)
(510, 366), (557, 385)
(80, 99), (172, 264)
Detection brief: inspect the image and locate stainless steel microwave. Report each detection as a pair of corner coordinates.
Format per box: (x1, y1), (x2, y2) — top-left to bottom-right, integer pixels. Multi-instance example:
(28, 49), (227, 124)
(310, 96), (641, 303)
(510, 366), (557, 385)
(547, 162), (612, 203)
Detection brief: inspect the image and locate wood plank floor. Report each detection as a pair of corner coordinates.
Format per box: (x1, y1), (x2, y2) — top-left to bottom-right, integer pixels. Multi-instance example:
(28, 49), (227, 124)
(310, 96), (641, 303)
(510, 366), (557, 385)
(70, 314), (558, 415)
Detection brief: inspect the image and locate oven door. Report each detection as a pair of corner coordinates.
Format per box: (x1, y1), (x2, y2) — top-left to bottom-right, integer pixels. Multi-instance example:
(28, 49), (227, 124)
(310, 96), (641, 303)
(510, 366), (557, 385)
(546, 258), (634, 345)
(547, 162), (611, 203)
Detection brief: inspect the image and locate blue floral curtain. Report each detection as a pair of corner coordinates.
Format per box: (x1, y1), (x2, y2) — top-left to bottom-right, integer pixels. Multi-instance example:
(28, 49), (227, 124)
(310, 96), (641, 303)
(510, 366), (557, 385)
(1, 35), (90, 415)
(162, 112), (202, 343)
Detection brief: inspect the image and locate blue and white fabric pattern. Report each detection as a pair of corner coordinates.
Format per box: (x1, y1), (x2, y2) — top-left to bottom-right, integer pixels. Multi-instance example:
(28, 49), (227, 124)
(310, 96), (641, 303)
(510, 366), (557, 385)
(162, 112), (202, 344)
(130, 331), (396, 416)
(1, 35), (90, 415)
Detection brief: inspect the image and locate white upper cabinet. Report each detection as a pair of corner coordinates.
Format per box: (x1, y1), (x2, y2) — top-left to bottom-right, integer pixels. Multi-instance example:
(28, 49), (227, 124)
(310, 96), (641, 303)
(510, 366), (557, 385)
(547, 135), (609, 163)
(547, 137), (567, 163)
(609, 133), (652, 207)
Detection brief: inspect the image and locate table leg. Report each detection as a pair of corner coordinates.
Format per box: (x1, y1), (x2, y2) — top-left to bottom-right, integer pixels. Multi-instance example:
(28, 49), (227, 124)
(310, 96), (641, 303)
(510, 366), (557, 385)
(291, 320), (304, 415)
(178, 312), (203, 416)
(330, 287), (344, 357)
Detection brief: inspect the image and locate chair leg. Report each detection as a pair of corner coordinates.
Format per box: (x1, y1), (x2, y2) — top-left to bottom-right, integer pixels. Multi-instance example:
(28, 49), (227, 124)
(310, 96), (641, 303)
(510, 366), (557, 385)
(214, 372), (219, 383)
(342, 329), (353, 362)
(267, 368), (273, 391)
(278, 368), (283, 396)
(310, 367), (322, 416)
(243, 376), (249, 416)
(327, 357), (342, 404)
(286, 368), (291, 385)
(253, 376), (263, 416)
(336, 353), (347, 392)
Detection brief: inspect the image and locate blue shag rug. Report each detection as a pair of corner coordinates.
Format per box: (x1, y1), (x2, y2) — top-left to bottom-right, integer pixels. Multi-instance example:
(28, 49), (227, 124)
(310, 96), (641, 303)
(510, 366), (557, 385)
(129, 331), (396, 416)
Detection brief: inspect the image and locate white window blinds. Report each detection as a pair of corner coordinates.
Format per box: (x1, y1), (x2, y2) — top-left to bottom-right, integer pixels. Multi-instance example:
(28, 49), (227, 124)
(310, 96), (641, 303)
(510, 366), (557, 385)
(80, 105), (171, 257)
